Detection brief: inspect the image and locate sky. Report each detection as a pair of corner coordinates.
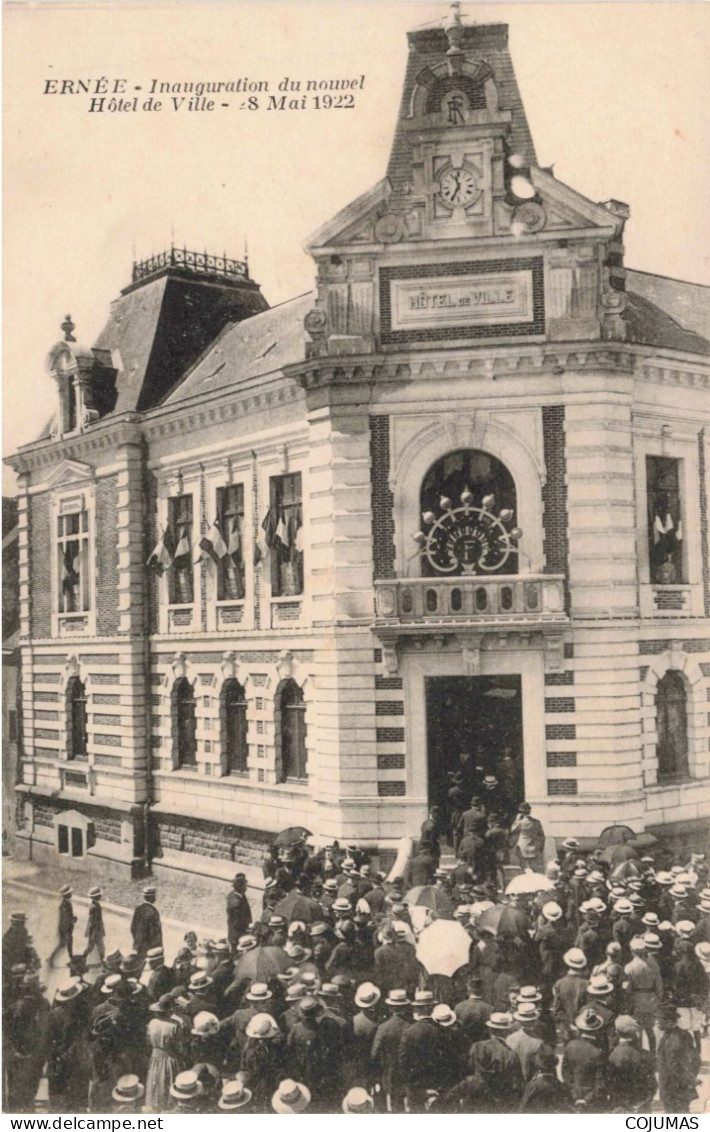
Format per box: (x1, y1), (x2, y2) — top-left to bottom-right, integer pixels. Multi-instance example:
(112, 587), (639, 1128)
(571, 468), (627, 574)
(3, 0), (710, 494)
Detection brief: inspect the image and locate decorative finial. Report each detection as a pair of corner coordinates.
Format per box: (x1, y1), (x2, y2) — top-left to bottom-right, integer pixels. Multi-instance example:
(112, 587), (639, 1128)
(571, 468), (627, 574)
(61, 315), (76, 343)
(444, 2), (464, 56)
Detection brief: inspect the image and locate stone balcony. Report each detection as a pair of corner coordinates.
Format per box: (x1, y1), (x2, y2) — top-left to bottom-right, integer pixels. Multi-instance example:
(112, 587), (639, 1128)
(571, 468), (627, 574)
(374, 574), (567, 625)
(373, 574), (569, 674)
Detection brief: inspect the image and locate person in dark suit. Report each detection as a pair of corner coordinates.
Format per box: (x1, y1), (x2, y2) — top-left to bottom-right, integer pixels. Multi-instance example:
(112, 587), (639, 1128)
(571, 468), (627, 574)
(226, 873), (251, 951)
(656, 1003), (701, 1113)
(606, 1015), (656, 1113)
(145, 947), (174, 1003)
(371, 989), (411, 1113)
(519, 1045), (574, 1113)
(468, 1013), (524, 1113)
(130, 887), (163, 960)
(398, 991), (450, 1113)
(83, 887), (105, 964)
(454, 974), (493, 1044)
(560, 1007), (608, 1112)
(49, 886), (77, 968)
(374, 925), (419, 996)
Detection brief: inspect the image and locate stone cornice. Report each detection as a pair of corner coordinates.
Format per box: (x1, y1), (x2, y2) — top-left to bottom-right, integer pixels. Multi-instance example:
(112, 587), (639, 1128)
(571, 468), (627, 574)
(6, 417), (143, 476)
(640, 359), (710, 390)
(287, 343), (639, 391)
(141, 381), (303, 442)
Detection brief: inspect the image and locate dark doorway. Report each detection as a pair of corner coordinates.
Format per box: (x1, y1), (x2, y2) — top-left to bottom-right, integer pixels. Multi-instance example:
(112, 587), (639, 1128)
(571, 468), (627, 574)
(425, 675), (524, 831)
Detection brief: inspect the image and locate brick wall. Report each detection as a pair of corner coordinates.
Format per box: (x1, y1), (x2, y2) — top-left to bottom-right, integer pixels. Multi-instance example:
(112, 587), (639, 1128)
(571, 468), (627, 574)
(541, 406), (570, 612)
(96, 475), (120, 635)
(28, 493), (51, 638)
(370, 416), (396, 579)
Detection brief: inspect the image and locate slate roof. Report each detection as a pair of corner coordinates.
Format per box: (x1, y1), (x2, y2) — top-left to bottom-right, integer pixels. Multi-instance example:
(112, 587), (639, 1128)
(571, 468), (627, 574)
(161, 291), (314, 408)
(626, 270), (710, 353)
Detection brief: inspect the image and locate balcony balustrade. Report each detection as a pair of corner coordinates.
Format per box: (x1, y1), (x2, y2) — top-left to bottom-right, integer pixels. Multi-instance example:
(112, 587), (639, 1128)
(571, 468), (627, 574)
(374, 574), (567, 626)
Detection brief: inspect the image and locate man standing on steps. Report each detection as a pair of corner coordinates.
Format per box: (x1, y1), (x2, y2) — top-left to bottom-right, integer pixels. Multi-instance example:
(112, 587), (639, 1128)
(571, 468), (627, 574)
(226, 873), (251, 953)
(130, 885), (163, 960)
(48, 885), (77, 968)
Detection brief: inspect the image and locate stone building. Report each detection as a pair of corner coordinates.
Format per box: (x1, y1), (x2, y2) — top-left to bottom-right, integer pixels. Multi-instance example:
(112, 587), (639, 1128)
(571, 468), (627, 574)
(7, 11), (709, 879)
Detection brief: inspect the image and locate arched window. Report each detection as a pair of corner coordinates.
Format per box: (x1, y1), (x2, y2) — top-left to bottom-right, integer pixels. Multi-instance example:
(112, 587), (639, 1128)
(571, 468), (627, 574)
(418, 449), (518, 577)
(221, 678), (248, 775)
(172, 677), (197, 769)
(278, 680), (307, 782)
(66, 677), (87, 760)
(656, 670), (689, 782)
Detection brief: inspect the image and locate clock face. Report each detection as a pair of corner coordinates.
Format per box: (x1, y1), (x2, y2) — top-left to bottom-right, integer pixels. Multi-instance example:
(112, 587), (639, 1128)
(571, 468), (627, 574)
(438, 166), (478, 206)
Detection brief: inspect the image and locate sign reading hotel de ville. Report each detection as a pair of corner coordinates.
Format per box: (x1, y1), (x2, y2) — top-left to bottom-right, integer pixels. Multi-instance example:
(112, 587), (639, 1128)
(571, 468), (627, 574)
(379, 258), (545, 344)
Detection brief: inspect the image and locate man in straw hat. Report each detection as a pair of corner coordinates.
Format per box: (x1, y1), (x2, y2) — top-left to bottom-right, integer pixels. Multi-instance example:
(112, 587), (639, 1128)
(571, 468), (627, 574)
(552, 948), (588, 1041)
(169, 1069), (203, 1113)
(623, 935), (663, 1054)
(83, 886), (105, 965)
(398, 989), (449, 1112)
(561, 1006), (607, 1111)
(130, 885), (162, 960)
(271, 1078), (311, 1113)
(48, 885), (77, 968)
(371, 989), (411, 1113)
(506, 1000), (545, 1083)
(217, 1078), (253, 1113)
(469, 1013), (523, 1113)
(111, 1074), (145, 1114)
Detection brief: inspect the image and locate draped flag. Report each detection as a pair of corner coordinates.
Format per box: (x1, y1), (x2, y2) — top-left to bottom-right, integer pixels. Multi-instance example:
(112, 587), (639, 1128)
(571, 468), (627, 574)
(261, 507), (277, 548)
(227, 515), (241, 557)
(196, 520), (227, 565)
(147, 528), (172, 572)
(173, 524), (190, 561)
(62, 545), (80, 591)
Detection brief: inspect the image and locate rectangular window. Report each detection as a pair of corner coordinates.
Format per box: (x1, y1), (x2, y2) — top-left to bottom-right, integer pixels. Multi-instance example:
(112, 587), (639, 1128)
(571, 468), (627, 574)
(216, 484), (245, 600)
(168, 495), (194, 605)
(646, 456), (684, 584)
(57, 508), (90, 614)
(8, 710), (17, 742)
(267, 473), (303, 597)
(57, 824), (69, 854)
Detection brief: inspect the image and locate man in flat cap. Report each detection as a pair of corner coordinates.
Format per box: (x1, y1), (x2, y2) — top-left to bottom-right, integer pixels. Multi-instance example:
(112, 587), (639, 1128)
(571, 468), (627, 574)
(130, 885), (163, 960)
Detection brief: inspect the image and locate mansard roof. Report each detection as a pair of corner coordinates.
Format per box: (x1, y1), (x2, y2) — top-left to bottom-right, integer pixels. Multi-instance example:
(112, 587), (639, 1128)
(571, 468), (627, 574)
(160, 291), (313, 408)
(626, 270), (710, 353)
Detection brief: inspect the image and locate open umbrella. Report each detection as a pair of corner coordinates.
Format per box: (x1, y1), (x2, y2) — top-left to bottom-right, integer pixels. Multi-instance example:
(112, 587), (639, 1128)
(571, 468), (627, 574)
(273, 826), (312, 848)
(505, 871), (556, 896)
(600, 843), (638, 867)
(233, 944), (291, 983)
(404, 885), (454, 920)
(274, 891), (319, 924)
(629, 833), (658, 851)
(610, 859), (642, 881)
(477, 903), (529, 939)
(416, 918), (472, 978)
(597, 825), (636, 848)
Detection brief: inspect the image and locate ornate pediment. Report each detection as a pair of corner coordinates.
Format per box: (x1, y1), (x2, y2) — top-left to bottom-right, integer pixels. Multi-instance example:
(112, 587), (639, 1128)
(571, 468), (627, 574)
(45, 458), (95, 490)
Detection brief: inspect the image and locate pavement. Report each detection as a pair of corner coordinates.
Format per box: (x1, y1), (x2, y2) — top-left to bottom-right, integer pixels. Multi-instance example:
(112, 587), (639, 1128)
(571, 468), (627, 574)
(2, 853), (263, 1001)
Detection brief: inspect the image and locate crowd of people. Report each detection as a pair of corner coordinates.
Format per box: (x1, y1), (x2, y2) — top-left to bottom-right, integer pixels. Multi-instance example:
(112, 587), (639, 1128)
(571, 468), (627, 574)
(3, 797), (710, 1115)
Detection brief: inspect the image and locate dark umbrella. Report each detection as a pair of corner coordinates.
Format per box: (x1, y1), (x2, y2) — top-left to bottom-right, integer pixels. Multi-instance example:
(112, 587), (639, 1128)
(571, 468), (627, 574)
(274, 891), (318, 924)
(273, 826), (312, 848)
(404, 886), (454, 920)
(597, 825), (636, 848)
(477, 903), (529, 939)
(233, 945), (291, 983)
(600, 843), (639, 866)
(629, 833), (658, 851)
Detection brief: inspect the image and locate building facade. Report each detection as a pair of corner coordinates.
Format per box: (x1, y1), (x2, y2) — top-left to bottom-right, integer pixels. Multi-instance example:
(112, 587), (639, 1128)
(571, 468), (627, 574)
(7, 13), (710, 879)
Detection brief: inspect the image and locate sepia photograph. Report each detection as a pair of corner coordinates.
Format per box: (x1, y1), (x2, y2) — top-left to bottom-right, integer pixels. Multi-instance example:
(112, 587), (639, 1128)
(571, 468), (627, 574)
(2, 0), (710, 1117)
